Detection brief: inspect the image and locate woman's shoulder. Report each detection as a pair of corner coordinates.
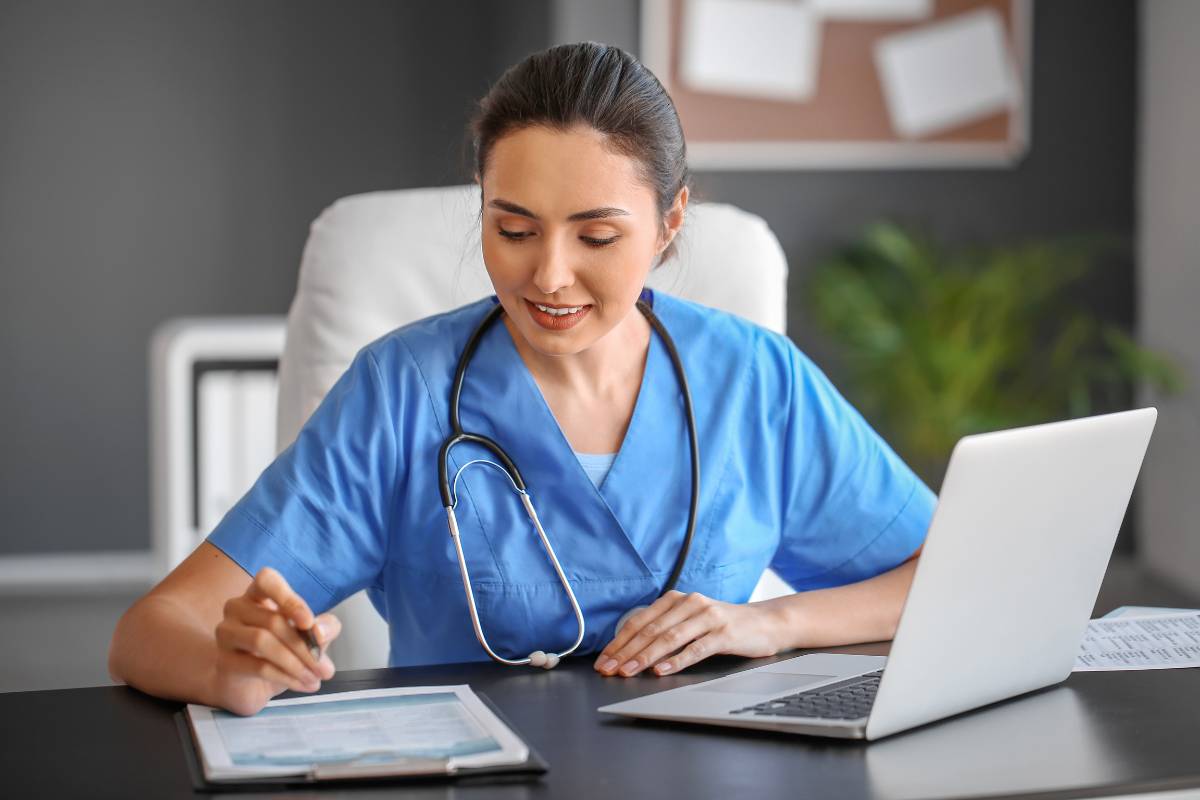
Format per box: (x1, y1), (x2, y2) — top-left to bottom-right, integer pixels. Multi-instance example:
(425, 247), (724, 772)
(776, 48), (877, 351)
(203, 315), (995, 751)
(652, 292), (847, 426)
(652, 291), (798, 375)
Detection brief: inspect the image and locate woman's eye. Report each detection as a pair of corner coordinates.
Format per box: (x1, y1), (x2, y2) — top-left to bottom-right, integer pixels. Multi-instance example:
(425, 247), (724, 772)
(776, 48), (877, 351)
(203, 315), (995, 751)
(498, 228), (533, 241)
(580, 235), (620, 247)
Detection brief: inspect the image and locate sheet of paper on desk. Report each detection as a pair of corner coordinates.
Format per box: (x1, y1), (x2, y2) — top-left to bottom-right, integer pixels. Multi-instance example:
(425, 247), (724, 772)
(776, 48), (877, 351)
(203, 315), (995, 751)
(1102, 605), (1198, 619)
(186, 685), (528, 781)
(1074, 611), (1200, 671)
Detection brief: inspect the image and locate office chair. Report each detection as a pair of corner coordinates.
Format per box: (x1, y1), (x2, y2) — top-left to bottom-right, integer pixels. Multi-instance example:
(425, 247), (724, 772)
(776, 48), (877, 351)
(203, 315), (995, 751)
(276, 184), (791, 669)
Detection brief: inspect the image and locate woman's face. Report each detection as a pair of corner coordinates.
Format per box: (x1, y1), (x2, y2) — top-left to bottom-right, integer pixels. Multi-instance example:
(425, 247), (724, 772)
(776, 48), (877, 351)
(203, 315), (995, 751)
(479, 125), (683, 357)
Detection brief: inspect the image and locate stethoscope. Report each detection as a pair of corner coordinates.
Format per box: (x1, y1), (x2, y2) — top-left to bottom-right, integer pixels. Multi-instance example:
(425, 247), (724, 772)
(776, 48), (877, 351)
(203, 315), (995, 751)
(438, 295), (700, 669)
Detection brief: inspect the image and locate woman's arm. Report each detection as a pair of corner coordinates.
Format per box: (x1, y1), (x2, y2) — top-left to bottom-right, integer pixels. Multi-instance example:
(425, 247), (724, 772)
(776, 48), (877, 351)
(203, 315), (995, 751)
(594, 546), (922, 678)
(108, 542), (340, 715)
(109, 543), (248, 705)
(762, 546), (922, 652)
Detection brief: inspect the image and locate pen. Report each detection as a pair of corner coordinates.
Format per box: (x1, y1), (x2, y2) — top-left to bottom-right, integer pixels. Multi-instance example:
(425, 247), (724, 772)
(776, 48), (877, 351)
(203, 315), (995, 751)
(301, 626), (321, 663)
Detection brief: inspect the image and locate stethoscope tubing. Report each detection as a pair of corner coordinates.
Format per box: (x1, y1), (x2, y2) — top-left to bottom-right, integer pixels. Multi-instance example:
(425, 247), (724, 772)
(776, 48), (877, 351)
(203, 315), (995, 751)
(438, 297), (699, 668)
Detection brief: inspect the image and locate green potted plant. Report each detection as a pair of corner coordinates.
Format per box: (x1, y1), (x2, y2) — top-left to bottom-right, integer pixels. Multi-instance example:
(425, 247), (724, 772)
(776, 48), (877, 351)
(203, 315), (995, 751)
(807, 223), (1182, 486)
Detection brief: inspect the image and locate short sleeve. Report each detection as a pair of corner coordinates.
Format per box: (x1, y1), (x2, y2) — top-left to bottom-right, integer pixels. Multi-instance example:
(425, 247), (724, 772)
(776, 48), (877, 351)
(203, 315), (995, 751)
(206, 345), (400, 613)
(770, 341), (935, 591)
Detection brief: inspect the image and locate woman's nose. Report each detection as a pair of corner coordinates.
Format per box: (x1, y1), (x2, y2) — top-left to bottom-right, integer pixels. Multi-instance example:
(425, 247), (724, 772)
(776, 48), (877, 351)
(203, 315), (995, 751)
(531, 239), (575, 296)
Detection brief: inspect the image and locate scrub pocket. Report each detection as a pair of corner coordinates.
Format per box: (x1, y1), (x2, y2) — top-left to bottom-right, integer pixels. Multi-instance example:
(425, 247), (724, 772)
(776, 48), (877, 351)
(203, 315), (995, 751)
(383, 562), (570, 666)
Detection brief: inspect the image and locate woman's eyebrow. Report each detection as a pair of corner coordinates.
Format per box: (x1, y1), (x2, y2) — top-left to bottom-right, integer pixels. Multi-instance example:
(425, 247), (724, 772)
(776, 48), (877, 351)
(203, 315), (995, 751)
(567, 206), (630, 222)
(488, 197), (630, 222)
(489, 198), (538, 218)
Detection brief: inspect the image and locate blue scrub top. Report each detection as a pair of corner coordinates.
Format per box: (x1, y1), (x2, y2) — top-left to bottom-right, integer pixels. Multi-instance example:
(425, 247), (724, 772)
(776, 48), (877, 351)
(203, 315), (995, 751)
(208, 293), (935, 667)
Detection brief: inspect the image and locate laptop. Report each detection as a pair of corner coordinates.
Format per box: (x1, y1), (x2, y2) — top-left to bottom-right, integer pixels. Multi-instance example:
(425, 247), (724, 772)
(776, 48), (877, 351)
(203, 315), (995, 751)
(599, 408), (1158, 741)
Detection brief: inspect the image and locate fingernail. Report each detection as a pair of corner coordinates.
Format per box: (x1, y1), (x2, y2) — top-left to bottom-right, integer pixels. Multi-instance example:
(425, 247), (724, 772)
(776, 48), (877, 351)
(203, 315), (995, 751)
(305, 670), (320, 684)
(314, 622), (328, 640)
(600, 658), (618, 673)
(655, 662), (674, 675)
(619, 660), (639, 676)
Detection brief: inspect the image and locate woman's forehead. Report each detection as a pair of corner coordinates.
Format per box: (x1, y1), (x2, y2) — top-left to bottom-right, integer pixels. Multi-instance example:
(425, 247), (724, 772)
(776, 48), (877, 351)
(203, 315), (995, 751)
(483, 126), (657, 215)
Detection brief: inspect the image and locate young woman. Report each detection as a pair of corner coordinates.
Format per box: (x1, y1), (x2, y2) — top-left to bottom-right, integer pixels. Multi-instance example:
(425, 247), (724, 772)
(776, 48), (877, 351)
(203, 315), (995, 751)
(109, 43), (933, 716)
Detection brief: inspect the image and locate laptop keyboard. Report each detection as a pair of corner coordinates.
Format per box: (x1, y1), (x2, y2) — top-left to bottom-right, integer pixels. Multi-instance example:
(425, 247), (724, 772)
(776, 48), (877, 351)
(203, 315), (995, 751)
(730, 670), (883, 721)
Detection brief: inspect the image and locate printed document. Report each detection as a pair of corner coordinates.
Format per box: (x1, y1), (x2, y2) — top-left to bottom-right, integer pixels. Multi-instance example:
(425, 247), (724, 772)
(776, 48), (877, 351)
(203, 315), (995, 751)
(186, 685), (529, 782)
(1074, 610), (1200, 671)
(1101, 605), (1196, 619)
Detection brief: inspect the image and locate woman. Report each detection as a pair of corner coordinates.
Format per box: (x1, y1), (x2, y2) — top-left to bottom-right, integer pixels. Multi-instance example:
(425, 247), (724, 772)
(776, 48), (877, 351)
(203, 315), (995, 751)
(109, 43), (933, 716)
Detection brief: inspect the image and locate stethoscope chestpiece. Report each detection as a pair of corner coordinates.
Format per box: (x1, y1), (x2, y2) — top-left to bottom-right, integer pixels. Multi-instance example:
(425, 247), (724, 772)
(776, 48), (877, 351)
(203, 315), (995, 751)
(527, 650), (560, 669)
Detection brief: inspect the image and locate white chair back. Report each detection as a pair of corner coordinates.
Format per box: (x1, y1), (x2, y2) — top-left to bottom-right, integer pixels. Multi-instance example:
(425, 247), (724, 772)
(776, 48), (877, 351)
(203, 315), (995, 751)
(277, 184), (790, 669)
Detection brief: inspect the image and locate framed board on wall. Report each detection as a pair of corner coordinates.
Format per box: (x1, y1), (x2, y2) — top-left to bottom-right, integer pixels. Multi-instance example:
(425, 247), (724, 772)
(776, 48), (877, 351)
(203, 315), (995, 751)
(641, 0), (1032, 169)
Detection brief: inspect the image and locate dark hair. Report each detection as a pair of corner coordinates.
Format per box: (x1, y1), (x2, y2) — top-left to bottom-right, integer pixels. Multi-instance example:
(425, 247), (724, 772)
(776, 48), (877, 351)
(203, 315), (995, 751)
(471, 42), (689, 261)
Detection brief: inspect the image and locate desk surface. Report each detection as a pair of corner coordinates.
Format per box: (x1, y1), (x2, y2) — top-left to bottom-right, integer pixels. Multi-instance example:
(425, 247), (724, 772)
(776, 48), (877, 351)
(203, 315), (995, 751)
(3, 568), (1199, 800)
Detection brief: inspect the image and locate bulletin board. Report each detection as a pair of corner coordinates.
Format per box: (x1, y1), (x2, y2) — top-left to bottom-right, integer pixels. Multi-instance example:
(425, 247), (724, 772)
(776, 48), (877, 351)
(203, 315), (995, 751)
(641, 0), (1033, 169)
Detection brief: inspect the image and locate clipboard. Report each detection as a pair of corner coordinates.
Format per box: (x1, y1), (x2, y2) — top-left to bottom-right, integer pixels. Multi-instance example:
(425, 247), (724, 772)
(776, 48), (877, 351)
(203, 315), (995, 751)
(175, 691), (549, 791)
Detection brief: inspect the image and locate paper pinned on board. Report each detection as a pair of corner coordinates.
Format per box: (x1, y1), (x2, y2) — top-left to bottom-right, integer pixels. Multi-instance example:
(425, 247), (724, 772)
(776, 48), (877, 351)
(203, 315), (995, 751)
(812, 0), (931, 21)
(1074, 610), (1200, 672)
(679, 0), (822, 102)
(874, 8), (1019, 138)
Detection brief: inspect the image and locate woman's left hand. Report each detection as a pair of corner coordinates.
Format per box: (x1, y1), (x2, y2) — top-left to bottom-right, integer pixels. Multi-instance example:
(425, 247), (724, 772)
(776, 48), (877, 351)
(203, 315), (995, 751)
(593, 590), (783, 677)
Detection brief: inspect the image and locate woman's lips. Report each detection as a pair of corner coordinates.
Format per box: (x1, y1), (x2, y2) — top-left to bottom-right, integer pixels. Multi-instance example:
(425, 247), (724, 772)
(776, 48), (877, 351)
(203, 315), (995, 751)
(524, 299), (592, 331)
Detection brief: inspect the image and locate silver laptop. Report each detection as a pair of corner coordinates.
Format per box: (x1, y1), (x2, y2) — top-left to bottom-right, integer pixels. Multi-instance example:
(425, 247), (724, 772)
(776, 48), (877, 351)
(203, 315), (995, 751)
(599, 408), (1157, 741)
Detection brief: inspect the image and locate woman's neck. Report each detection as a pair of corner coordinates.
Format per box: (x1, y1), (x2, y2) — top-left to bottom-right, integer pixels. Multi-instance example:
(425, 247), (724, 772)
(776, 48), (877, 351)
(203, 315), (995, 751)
(504, 304), (651, 400)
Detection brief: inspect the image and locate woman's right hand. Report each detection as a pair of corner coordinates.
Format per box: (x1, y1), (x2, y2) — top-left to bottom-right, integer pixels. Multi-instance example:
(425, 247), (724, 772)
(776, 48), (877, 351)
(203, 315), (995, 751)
(212, 566), (341, 716)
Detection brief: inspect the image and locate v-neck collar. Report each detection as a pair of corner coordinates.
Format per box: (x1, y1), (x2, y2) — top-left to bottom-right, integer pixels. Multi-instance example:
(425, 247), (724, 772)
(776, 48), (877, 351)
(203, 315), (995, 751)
(453, 305), (666, 581)
(596, 299), (695, 575)
(503, 310), (658, 494)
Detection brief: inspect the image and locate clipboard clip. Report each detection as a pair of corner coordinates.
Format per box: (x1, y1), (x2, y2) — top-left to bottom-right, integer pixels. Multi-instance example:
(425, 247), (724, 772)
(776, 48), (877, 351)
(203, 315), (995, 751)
(309, 753), (456, 781)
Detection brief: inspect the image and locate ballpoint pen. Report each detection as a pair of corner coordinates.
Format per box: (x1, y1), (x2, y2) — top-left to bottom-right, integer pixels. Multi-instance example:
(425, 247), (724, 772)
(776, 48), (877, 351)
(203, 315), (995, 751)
(301, 626), (321, 663)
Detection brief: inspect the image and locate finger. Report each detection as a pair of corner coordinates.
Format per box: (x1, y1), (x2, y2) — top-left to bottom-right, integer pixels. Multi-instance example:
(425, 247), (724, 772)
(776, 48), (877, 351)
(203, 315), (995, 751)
(599, 597), (702, 675)
(652, 632), (723, 676)
(216, 619), (321, 687)
(236, 603), (324, 674)
(598, 592), (709, 675)
(596, 590), (695, 669)
(622, 605), (723, 677)
(312, 612), (342, 649)
(219, 649), (319, 695)
(594, 591), (686, 669)
(311, 613), (342, 679)
(246, 567), (314, 629)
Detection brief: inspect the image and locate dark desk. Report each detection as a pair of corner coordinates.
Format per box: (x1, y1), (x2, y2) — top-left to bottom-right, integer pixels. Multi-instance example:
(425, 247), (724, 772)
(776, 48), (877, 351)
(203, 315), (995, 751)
(3, 564), (1199, 800)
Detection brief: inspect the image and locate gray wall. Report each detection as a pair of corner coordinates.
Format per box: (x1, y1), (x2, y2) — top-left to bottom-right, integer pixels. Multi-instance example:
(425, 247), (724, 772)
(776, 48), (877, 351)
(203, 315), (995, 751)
(1, 0), (1137, 557)
(1137, 0), (1200, 596)
(0, 0), (549, 556)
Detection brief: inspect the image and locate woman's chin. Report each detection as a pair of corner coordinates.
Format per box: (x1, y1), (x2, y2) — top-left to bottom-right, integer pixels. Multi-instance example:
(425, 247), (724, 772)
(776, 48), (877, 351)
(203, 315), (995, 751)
(518, 325), (593, 357)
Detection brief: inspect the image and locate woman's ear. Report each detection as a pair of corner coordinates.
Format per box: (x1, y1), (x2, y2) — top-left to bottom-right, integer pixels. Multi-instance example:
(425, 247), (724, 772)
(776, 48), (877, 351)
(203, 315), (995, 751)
(659, 186), (689, 254)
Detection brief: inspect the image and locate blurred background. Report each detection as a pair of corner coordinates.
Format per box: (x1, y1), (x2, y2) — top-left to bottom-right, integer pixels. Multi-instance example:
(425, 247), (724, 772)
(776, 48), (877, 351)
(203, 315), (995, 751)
(1, 0), (1196, 692)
